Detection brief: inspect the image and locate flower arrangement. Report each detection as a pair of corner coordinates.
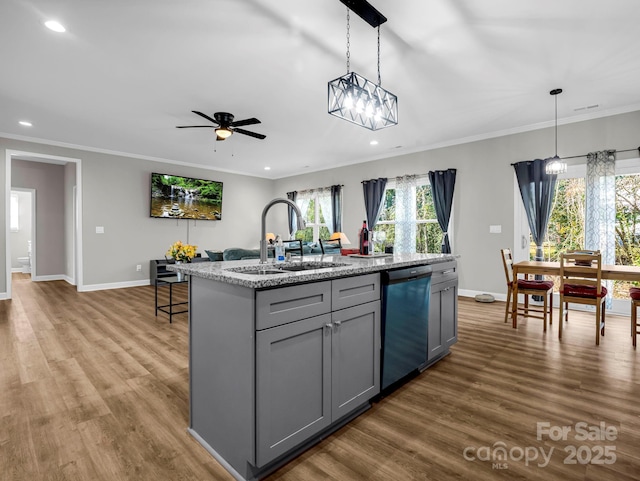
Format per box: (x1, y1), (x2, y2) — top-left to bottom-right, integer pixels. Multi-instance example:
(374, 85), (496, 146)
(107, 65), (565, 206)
(166, 240), (198, 262)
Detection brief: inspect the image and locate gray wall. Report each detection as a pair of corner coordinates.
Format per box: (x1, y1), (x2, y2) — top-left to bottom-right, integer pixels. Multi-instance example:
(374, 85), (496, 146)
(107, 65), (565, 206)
(274, 110), (640, 298)
(2, 109), (640, 295)
(12, 160), (66, 277)
(0, 136), (276, 292)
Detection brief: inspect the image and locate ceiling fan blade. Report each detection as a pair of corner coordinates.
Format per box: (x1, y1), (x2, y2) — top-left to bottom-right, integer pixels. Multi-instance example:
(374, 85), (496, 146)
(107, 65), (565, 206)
(192, 110), (219, 125)
(234, 128), (266, 140)
(176, 125), (215, 128)
(230, 117), (261, 127)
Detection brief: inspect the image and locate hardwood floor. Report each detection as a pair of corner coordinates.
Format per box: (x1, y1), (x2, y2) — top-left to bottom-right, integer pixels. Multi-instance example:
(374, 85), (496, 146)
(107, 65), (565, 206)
(2, 273), (639, 481)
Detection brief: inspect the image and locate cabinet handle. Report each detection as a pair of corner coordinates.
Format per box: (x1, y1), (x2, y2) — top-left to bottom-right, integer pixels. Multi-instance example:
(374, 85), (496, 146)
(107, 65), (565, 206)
(334, 320), (342, 327)
(441, 269), (454, 274)
(324, 323), (333, 330)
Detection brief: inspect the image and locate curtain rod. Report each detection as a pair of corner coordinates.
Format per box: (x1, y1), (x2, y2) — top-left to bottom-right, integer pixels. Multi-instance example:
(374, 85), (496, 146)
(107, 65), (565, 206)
(297, 184), (343, 194)
(560, 147), (640, 160)
(511, 146), (640, 165)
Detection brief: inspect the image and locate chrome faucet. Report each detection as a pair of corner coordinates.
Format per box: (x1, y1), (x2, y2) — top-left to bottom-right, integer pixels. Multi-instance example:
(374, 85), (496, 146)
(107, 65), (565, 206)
(260, 198), (306, 264)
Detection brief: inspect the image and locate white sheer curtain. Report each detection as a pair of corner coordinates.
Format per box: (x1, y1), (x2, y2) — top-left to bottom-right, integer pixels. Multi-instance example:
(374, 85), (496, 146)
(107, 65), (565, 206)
(295, 193), (311, 239)
(316, 188), (334, 236)
(585, 150), (616, 305)
(394, 175), (417, 254)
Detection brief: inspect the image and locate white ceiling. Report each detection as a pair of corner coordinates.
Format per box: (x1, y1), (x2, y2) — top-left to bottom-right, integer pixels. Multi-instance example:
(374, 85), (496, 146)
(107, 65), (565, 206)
(2, 0), (640, 179)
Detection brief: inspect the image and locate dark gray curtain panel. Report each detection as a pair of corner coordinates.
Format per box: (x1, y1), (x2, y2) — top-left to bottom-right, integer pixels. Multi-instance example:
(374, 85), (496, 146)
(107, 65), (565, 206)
(286, 191), (297, 239)
(331, 184), (342, 233)
(361, 178), (388, 230)
(428, 169), (457, 253)
(513, 159), (557, 261)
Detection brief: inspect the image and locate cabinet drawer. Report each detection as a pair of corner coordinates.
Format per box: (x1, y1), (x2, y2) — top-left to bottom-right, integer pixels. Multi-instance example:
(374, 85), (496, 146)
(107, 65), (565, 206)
(431, 261), (457, 286)
(331, 273), (380, 311)
(256, 281), (331, 330)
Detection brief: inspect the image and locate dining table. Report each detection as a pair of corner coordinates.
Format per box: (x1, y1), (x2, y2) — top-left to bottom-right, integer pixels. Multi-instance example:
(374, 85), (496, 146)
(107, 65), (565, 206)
(511, 260), (640, 327)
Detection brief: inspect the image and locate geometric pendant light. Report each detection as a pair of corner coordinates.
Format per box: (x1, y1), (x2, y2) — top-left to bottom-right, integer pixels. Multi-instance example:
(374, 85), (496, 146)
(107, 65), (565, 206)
(328, 0), (398, 130)
(545, 88), (567, 175)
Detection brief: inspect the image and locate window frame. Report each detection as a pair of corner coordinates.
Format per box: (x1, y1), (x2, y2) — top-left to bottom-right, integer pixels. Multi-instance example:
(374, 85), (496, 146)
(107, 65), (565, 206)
(375, 177), (449, 253)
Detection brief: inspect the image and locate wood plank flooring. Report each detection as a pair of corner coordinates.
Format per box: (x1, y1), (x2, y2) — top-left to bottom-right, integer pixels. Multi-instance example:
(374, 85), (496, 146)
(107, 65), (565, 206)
(2, 273), (639, 481)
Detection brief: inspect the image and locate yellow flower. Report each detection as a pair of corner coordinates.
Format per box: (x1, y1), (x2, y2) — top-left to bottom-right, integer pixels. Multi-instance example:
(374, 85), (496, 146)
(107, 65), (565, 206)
(167, 240), (198, 262)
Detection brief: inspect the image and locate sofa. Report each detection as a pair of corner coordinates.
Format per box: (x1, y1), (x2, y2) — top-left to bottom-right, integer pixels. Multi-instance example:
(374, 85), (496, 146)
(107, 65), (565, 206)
(209, 242), (341, 261)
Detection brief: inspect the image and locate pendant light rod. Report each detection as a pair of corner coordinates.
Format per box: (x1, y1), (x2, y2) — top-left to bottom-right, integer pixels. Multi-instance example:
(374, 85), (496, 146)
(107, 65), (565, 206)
(551, 88), (562, 156)
(339, 0), (387, 28)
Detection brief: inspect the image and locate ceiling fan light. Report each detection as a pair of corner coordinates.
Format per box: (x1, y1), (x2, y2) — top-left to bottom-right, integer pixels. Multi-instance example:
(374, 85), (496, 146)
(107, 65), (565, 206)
(215, 127), (232, 139)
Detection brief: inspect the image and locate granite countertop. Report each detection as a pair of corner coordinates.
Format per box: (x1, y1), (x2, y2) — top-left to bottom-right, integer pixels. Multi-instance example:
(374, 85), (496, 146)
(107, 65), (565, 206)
(167, 253), (456, 289)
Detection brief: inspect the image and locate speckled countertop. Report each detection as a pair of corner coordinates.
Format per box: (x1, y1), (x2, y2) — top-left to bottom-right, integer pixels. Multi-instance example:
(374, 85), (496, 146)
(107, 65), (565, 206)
(167, 253), (456, 289)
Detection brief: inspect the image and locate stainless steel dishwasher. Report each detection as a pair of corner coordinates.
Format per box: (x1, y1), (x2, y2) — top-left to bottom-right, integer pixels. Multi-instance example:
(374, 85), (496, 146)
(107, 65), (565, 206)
(380, 265), (432, 391)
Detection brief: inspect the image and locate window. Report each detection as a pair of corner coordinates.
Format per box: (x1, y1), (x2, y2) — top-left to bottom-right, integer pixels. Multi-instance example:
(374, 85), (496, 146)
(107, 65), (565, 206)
(523, 158), (640, 304)
(294, 189), (331, 242)
(375, 176), (443, 253)
(10, 193), (19, 232)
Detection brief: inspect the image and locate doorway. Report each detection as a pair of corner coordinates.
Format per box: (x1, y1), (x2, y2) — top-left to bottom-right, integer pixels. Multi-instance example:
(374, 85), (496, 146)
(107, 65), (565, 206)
(9, 188), (35, 280)
(4, 150), (83, 300)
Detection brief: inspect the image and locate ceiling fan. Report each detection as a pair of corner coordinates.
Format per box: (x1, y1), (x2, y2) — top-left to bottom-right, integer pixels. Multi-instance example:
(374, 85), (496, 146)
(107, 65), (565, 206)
(176, 111), (266, 141)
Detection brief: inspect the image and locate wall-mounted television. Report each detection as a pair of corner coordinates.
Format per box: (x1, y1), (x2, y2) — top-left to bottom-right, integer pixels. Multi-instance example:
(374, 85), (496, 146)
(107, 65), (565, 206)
(150, 172), (223, 220)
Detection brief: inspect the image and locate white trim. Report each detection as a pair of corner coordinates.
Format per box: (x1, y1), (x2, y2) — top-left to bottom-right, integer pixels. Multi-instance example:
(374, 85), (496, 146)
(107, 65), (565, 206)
(0, 131), (260, 179)
(11, 267), (22, 273)
(80, 279), (151, 292)
(32, 274), (66, 282)
(458, 290), (631, 317)
(5, 149), (83, 299)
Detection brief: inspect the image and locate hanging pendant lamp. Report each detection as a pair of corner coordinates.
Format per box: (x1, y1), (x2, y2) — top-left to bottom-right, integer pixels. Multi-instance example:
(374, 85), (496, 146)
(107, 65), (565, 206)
(327, 1), (398, 130)
(545, 88), (567, 175)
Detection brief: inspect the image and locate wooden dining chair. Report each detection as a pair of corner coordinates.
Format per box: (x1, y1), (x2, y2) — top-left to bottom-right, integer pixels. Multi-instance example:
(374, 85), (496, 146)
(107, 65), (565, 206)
(630, 287), (640, 349)
(500, 248), (554, 331)
(558, 250), (607, 345)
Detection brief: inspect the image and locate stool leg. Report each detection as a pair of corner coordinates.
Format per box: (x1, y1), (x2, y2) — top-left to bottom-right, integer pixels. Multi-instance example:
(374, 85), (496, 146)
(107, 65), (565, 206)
(559, 296), (564, 339)
(632, 301), (637, 349)
(505, 286), (512, 323)
(549, 292), (553, 326)
(542, 293), (548, 332)
(595, 302), (600, 346)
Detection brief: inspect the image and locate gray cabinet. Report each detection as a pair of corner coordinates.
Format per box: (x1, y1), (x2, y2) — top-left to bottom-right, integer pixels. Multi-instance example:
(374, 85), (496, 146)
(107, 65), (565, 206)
(331, 301), (380, 420)
(427, 261), (458, 363)
(255, 275), (380, 467)
(256, 313), (332, 466)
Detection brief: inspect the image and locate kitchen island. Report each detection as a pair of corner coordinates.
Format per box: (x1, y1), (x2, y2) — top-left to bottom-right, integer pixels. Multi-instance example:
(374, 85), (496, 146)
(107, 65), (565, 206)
(170, 253), (457, 481)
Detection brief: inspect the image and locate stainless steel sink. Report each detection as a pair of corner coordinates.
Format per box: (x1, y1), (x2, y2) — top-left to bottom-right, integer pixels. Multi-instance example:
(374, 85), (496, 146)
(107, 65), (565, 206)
(226, 261), (349, 275)
(231, 269), (287, 276)
(279, 263), (346, 272)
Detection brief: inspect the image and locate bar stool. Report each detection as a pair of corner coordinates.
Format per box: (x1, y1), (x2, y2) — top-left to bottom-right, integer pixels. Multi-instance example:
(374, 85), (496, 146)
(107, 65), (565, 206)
(631, 287), (640, 349)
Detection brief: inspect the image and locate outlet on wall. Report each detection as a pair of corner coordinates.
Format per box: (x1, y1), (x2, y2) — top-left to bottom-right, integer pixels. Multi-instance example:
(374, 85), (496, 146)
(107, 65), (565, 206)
(136, 264), (142, 272)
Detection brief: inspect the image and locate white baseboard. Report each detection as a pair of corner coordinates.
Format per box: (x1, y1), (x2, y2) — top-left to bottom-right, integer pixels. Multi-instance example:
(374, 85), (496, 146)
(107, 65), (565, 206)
(80, 279), (151, 292)
(458, 288), (506, 302)
(11, 267), (23, 273)
(0, 291), (7, 300)
(63, 275), (76, 285)
(32, 274), (65, 282)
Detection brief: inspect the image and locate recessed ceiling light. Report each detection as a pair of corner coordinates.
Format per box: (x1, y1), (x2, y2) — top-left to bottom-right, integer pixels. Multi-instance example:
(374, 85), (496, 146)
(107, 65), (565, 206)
(44, 20), (66, 33)
(19, 121), (32, 127)
(264, 166), (271, 170)
(370, 140), (379, 146)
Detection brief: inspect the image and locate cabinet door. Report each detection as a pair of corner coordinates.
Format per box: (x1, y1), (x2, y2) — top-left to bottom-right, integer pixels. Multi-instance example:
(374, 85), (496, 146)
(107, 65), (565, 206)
(442, 284), (458, 347)
(427, 289), (445, 361)
(255, 313), (332, 467)
(331, 301), (380, 420)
